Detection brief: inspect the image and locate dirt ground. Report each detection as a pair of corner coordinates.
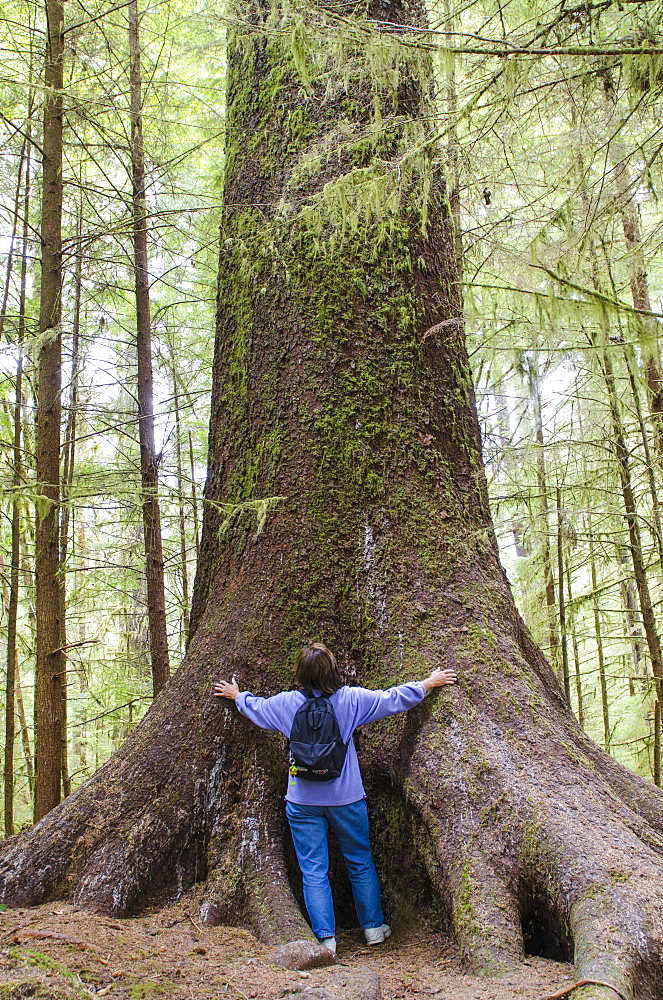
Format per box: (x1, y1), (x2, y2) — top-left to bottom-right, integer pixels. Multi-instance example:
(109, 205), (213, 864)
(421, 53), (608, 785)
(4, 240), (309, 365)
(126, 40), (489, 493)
(0, 901), (577, 1000)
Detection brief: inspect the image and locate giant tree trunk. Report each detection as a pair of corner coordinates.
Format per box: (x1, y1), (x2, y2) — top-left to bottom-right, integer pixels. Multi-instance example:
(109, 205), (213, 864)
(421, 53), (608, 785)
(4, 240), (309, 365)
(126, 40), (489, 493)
(5, 5), (663, 998)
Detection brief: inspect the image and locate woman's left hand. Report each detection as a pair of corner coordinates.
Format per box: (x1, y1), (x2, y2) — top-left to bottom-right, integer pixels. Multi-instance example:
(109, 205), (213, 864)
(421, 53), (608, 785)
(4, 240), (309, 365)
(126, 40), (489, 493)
(214, 678), (240, 700)
(422, 668), (457, 692)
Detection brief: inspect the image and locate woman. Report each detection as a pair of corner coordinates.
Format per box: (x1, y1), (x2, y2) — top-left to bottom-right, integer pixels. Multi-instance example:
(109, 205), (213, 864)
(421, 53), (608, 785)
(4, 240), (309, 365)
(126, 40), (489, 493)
(214, 642), (456, 954)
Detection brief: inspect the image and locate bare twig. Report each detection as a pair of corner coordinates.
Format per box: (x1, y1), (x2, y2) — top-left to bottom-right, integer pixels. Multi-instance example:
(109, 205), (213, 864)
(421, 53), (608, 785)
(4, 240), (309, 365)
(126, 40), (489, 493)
(539, 979), (628, 1000)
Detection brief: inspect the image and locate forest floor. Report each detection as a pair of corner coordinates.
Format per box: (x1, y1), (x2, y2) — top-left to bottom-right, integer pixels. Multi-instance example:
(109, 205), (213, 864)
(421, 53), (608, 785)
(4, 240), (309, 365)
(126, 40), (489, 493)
(0, 900), (577, 1000)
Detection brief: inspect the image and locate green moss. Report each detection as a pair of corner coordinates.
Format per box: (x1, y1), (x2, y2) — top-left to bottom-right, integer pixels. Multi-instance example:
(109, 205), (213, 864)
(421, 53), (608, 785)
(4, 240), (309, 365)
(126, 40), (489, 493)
(517, 818), (546, 868)
(496, 690), (521, 717)
(454, 862), (475, 924)
(130, 982), (168, 1000)
(285, 106), (318, 145)
(9, 951), (75, 984)
(608, 869), (631, 884)
(560, 740), (588, 768)
(479, 793), (514, 828)
(0, 982), (84, 1000)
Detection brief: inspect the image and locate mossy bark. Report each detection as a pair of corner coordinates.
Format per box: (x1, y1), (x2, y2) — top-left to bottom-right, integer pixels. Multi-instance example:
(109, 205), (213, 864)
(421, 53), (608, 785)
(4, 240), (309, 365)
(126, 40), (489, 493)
(3, 3), (663, 997)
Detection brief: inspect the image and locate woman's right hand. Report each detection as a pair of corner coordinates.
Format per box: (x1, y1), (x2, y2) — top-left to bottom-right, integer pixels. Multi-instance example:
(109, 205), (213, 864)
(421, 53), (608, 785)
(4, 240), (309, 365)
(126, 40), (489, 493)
(422, 668), (457, 692)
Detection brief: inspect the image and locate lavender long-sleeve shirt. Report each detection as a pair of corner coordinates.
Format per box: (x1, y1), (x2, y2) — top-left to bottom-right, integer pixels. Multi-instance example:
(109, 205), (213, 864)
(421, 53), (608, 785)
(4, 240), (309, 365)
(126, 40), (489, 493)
(236, 682), (426, 806)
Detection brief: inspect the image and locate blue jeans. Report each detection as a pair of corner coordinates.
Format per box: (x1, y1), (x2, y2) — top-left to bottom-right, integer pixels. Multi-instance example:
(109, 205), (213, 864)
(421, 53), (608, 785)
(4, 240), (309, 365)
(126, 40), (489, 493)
(285, 799), (384, 940)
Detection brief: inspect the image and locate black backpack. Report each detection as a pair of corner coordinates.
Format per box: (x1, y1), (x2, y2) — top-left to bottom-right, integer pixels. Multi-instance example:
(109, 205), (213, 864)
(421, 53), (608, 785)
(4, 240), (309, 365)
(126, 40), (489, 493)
(288, 691), (348, 781)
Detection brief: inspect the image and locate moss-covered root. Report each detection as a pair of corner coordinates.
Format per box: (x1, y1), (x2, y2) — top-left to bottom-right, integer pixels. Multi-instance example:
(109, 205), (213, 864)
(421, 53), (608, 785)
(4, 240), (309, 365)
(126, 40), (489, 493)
(200, 772), (313, 945)
(451, 872), (655, 998)
(441, 803), (663, 998)
(199, 848), (312, 945)
(449, 857), (523, 974)
(457, 843), (663, 998)
(199, 858), (312, 944)
(569, 891), (646, 1000)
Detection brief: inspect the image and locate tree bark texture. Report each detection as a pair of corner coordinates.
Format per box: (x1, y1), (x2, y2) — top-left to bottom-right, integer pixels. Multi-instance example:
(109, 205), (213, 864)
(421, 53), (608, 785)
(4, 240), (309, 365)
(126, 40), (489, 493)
(34, 0), (65, 822)
(5, 5), (663, 998)
(128, 0), (170, 697)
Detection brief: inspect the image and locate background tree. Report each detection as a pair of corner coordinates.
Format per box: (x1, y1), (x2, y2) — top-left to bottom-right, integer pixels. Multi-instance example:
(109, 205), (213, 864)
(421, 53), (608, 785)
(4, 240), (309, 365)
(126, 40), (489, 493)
(33, 0), (66, 822)
(128, 0), (170, 697)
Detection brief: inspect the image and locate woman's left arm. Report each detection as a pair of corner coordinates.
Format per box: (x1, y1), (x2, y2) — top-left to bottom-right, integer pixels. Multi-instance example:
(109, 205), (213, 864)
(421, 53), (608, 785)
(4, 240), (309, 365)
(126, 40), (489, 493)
(351, 669), (457, 727)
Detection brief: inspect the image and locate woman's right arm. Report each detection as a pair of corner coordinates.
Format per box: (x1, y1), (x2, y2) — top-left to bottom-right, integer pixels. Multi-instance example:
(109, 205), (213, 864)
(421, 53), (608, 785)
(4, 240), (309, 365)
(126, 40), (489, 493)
(215, 679), (296, 735)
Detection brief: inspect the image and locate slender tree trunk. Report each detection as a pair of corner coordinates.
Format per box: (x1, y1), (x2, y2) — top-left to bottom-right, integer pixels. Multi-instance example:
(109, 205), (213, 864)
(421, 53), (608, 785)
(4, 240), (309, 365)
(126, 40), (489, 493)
(574, 146), (656, 698)
(57, 213), (83, 800)
(34, 0), (65, 822)
(529, 363), (559, 667)
(0, 132), (29, 341)
(587, 525), (611, 751)
(16, 667), (34, 797)
(128, 0), (170, 697)
(18, 525), (36, 797)
(495, 393), (527, 557)
(188, 430), (200, 560)
(622, 342), (663, 571)
(601, 70), (663, 448)
(556, 486), (571, 702)
(619, 545), (647, 689)
(171, 370), (190, 643)
(4, 133), (33, 836)
(599, 346), (663, 701)
(564, 554), (584, 729)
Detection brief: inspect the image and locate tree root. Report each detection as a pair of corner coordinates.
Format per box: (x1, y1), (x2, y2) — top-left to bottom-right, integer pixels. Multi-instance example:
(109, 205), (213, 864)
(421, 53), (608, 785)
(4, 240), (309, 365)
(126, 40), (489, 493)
(540, 983), (628, 1000)
(196, 744), (314, 944)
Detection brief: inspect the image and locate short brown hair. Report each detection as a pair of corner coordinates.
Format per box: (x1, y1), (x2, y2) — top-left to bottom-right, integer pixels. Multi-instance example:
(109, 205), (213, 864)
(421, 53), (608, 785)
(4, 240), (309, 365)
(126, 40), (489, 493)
(294, 643), (343, 695)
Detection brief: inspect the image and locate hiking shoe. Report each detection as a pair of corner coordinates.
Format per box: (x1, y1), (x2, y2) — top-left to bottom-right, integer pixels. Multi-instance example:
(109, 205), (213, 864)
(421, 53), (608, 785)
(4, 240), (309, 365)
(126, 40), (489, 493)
(320, 936), (336, 954)
(364, 924), (391, 945)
